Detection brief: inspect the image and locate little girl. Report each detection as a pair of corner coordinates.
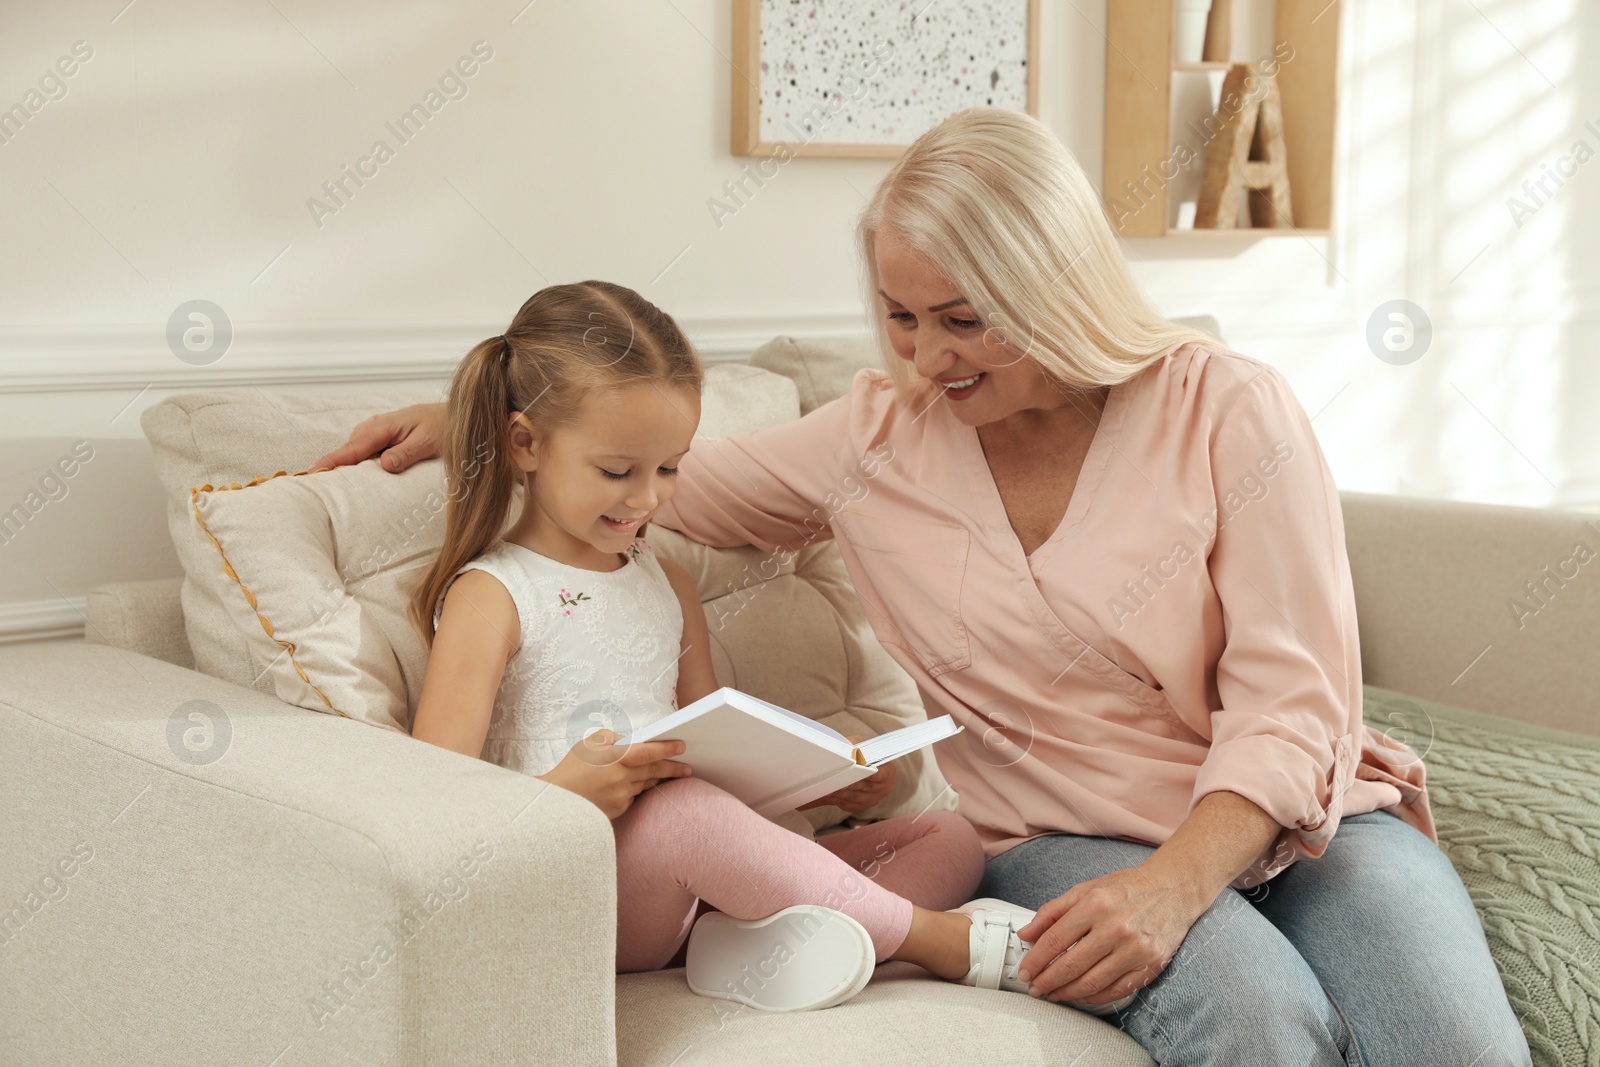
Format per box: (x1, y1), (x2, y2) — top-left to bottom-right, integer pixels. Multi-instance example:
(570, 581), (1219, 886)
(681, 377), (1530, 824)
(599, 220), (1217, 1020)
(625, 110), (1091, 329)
(405, 280), (1112, 1013)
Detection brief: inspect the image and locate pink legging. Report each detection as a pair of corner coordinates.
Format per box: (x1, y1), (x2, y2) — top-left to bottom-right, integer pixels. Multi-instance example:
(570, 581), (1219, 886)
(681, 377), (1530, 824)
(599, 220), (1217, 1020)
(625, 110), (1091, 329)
(612, 776), (985, 973)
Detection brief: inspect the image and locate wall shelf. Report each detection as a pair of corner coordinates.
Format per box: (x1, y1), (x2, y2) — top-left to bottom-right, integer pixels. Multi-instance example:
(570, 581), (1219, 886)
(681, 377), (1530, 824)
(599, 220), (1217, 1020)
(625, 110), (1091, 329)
(1103, 0), (1340, 239)
(1153, 227), (1330, 239)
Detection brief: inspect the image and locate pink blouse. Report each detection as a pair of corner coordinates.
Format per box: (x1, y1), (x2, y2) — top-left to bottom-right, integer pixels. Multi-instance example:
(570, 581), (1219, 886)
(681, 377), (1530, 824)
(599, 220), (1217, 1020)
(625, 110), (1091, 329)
(652, 342), (1435, 888)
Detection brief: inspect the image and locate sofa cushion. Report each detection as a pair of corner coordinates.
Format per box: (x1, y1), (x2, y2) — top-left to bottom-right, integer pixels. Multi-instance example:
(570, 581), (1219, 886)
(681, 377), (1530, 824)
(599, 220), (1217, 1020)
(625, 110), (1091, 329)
(749, 336), (877, 416)
(616, 960), (1155, 1066)
(1363, 685), (1600, 1067)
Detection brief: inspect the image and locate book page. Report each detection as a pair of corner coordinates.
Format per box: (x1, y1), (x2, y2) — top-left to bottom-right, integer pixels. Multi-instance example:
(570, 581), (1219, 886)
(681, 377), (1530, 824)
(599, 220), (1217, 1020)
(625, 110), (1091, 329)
(737, 691), (852, 746)
(856, 716), (963, 765)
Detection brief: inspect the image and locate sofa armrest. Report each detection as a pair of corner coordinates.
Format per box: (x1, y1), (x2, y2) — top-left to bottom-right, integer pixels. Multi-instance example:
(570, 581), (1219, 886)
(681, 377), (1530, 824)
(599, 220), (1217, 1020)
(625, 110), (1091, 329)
(0, 643), (617, 1067)
(84, 576), (194, 670)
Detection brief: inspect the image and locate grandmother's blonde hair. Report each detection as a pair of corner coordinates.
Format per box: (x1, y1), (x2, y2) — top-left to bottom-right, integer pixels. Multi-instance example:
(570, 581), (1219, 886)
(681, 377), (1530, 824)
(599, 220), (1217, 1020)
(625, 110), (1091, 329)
(855, 107), (1217, 406)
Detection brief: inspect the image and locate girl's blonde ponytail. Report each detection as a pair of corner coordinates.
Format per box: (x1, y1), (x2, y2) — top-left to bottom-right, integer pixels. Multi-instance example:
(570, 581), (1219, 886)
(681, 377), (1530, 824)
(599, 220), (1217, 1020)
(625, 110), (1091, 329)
(410, 335), (519, 644)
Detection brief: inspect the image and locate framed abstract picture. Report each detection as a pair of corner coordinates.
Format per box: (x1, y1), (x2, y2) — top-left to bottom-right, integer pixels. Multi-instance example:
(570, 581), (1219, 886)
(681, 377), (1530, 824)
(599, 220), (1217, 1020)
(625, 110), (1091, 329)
(732, 0), (1040, 158)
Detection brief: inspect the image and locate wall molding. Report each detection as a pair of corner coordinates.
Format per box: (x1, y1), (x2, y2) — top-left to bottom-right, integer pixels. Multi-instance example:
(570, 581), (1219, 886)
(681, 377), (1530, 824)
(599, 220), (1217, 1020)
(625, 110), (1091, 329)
(0, 595), (87, 646)
(7, 296), (1597, 395)
(0, 312), (873, 394)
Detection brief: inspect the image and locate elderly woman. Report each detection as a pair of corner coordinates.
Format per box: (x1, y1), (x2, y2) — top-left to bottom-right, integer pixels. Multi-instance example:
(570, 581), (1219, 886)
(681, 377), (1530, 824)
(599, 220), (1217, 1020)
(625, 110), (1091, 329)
(319, 108), (1531, 1066)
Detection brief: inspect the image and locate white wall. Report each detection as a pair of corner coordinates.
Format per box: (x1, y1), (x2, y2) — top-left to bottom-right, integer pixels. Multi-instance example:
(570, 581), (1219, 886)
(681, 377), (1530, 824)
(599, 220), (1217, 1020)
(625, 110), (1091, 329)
(1, 0), (1596, 643)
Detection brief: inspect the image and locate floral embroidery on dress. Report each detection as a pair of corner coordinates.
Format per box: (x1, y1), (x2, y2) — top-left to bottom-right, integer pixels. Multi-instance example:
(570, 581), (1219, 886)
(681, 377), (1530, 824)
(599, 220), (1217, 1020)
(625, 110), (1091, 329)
(557, 587), (590, 617)
(462, 538), (683, 780)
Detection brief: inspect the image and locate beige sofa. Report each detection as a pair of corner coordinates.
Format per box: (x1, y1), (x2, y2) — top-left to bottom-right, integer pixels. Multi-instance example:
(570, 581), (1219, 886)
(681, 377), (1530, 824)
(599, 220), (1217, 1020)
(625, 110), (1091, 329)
(3, 335), (1596, 1067)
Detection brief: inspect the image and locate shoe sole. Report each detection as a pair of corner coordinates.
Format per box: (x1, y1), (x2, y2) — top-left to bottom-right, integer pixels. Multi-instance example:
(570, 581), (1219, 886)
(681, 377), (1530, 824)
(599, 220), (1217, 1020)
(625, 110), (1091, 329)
(959, 897), (1137, 1015)
(685, 904), (874, 1012)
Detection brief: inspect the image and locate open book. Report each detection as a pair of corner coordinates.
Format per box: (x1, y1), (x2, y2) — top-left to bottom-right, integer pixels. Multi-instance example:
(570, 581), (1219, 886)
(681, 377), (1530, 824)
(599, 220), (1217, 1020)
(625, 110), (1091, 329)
(617, 687), (964, 817)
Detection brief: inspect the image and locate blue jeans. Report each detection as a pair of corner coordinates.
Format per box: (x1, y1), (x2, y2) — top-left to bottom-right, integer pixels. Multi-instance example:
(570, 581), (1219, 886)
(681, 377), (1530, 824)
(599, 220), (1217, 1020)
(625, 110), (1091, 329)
(975, 810), (1533, 1067)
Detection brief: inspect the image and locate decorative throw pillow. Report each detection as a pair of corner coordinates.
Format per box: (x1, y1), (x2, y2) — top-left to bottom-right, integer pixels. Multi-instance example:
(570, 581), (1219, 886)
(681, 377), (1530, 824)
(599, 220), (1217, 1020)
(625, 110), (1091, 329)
(189, 458), (465, 732)
(1363, 685), (1600, 1067)
(142, 387), (446, 695)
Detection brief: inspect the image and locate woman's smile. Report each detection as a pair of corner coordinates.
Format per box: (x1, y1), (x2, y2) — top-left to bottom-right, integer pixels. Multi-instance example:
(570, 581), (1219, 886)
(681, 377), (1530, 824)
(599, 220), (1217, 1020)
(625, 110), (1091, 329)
(937, 372), (986, 399)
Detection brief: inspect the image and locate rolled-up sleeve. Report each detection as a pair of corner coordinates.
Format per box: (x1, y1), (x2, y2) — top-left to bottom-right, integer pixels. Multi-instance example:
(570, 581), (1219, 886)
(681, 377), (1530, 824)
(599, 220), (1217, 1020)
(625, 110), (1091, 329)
(652, 369), (876, 554)
(1188, 367), (1362, 886)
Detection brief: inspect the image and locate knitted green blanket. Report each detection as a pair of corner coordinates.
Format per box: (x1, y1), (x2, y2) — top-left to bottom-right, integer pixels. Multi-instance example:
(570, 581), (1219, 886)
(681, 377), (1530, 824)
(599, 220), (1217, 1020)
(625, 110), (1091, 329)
(1364, 686), (1600, 1067)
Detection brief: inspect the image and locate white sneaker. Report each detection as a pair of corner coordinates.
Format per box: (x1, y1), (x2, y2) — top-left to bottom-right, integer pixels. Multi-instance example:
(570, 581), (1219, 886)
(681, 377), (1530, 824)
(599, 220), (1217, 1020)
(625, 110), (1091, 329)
(958, 897), (1137, 1016)
(684, 904), (875, 1012)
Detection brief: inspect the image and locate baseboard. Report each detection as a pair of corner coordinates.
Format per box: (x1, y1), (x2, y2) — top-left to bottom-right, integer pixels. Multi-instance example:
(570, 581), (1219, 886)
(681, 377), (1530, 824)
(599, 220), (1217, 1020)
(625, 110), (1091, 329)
(0, 595), (88, 645)
(0, 313), (871, 393)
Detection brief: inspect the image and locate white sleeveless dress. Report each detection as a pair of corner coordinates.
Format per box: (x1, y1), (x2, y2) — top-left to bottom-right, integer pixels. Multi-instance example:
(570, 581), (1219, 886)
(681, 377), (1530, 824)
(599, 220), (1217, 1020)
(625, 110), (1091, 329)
(433, 536), (684, 777)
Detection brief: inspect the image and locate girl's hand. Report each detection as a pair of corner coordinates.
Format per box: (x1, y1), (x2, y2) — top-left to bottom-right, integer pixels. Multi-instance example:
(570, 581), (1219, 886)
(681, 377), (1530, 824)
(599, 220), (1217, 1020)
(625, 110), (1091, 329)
(1013, 862), (1210, 1007)
(798, 736), (896, 814)
(539, 729), (693, 821)
(311, 401), (448, 474)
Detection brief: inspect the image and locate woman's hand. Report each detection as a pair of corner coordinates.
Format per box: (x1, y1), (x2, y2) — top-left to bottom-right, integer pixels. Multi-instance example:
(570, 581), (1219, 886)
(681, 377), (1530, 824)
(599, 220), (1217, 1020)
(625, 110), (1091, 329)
(1015, 791), (1282, 1005)
(311, 401), (448, 473)
(538, 729), (693, 821)
(1013, 861), (1211, 1007)
(798, 736), (896, 814)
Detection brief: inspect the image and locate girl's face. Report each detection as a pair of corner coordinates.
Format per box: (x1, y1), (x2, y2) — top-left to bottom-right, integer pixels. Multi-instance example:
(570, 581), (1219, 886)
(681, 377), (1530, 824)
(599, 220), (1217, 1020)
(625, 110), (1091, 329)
(508, 380), (700, 567)
(874, 227), (1067, 428)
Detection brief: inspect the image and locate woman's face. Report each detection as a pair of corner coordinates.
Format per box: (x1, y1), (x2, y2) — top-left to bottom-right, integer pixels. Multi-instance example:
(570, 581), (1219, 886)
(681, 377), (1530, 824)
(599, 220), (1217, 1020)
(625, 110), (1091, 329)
(874, 227), (1066, 428)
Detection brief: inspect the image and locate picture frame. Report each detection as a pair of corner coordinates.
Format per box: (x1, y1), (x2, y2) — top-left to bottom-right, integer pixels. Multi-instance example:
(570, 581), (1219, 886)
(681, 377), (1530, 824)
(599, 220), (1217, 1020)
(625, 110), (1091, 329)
(731, 0), (1041, 159)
